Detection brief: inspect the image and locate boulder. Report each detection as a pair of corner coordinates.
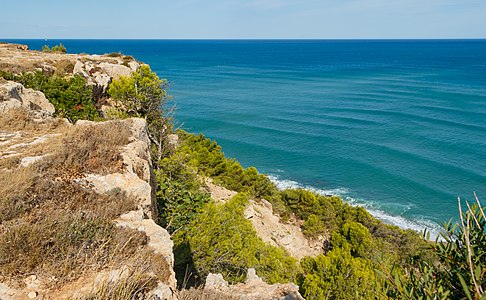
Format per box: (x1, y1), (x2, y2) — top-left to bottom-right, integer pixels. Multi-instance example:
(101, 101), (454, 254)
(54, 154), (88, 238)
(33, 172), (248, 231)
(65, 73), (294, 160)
(200, 269), (304, 300)
(0, 80), (55, 115)
(98, 62), (132, 78)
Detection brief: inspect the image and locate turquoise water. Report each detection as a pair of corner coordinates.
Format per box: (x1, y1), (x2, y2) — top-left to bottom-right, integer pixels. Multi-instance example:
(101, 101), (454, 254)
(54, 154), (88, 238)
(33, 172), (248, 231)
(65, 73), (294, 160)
(8, 40), (486, 235)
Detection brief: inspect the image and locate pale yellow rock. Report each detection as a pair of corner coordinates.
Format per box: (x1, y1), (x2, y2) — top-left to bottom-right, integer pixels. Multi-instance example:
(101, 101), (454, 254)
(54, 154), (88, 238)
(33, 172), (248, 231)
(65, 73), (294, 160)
(244, 199), (324, 260)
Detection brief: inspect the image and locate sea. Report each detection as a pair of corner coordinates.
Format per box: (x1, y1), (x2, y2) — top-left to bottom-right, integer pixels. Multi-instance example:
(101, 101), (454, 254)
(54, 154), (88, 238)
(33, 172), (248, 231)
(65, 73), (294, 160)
(5, 39), (486, 238)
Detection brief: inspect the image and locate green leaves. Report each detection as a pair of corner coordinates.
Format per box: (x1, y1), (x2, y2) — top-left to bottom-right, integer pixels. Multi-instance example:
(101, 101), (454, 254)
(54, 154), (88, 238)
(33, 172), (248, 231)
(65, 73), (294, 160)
(42, 43), (67, 53)
(299, 248), (377, 300)
(178, 193), (298, 284)
(108, 64), (172, 162)
(108, 65), (167, 118)
(14, 71), (98, 122)
(378, 198), (486, 299)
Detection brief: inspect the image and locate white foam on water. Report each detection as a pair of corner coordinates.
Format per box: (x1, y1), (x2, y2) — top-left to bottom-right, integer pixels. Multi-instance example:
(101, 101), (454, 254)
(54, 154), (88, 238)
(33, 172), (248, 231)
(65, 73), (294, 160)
(268, 175), (443, 240)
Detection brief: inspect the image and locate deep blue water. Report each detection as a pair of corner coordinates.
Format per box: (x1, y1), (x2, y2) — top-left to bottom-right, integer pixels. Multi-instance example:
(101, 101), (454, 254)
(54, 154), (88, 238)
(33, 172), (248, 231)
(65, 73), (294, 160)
(5, 39), (486, 235)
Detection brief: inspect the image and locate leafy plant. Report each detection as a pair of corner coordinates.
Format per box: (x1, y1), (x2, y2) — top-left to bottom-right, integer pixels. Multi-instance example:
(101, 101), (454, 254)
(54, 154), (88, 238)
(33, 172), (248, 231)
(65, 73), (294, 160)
(108, 65), (172, 163)
(379, 195), (486, 300)
(41, 43), (67, 53)
(3, 71), (98, 122)
(299, 248), (378, 300)
(173, 193), (298, 286)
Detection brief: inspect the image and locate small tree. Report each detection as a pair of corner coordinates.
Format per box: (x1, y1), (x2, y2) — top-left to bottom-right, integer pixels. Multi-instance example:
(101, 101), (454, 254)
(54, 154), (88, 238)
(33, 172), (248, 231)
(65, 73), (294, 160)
(41, 43), (67, 53)
(108, 65), (172, 163)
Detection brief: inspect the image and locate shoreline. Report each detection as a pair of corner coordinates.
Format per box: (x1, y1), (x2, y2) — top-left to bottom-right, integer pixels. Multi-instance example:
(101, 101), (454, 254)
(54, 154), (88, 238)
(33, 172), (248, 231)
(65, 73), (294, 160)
(268, 174), (443, 240)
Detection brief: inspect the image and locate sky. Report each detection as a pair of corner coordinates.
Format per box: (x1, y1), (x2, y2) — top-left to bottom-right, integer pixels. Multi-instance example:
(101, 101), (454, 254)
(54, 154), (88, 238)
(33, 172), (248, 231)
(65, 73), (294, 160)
(1, 0), (486, 39)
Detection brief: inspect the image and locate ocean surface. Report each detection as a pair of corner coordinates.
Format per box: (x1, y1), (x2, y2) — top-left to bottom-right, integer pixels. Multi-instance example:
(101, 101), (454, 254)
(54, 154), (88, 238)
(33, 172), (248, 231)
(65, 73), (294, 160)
(6, 39), (486, 237)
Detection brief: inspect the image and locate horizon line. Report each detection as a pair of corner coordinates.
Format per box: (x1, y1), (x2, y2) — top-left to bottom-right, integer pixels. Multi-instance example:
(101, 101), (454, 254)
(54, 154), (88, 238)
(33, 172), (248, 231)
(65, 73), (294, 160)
(2, 38), (486, 41)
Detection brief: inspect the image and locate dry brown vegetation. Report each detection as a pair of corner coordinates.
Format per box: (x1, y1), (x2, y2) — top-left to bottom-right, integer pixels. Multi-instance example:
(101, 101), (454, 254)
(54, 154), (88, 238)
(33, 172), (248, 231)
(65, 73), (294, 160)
(77, 263), (164, 300)
(41, 120), (132, 176)
(0, 112), (170, 291)
(0, 108), (66, 132)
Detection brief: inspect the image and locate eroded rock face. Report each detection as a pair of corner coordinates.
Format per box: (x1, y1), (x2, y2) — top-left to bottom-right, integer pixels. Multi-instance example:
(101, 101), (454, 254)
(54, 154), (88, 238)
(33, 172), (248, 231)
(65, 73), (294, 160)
(75, 118), (177, 299)
(245, 199), (325, 260)
(0, 117), (177, 300)
(73, 60), (134, 99)
(0, 80), (55, 116)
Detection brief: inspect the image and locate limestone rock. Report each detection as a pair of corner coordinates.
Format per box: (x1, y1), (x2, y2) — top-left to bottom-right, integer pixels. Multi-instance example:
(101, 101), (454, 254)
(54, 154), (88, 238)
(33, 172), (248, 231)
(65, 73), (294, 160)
(27, 291), (38, 299)
(128, 60), (140, 71)
(205, 177), (238, 203)
(200, 269), (304, 300)
(244, 199), (324, 259)
(98, 62), (132, 78)
(0, 80), (55, 115)
(16, 44), (29, 51)
(245, 268), (264, 285)
(20, 155), (47, 167)
(167, 134), (179, 147)
(205, 273), (229, 289)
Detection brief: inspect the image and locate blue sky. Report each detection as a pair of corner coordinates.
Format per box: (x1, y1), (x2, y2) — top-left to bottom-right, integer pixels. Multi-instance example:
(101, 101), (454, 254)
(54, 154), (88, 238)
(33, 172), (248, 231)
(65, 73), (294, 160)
(1, 0), (486, 39)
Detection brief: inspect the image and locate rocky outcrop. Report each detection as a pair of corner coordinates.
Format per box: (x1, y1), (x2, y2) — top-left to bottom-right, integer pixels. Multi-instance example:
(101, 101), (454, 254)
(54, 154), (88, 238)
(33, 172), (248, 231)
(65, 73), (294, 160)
(73, 59), (138, 99)
(0, 113), (177, 299)
(0, 43), (140, 100)
(74, 118), (177, 300)
(245, 199), (324, 260)
(181, 268), (304, 300)
(204, 177), (238, 203)
(0, 79), (55, 116)
(204, 178), (323, 260)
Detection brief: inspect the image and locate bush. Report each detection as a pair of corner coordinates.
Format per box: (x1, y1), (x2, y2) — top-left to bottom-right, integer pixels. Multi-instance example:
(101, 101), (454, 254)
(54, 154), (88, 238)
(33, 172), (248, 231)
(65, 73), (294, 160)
(42, 43), (67, 53)
(173, 193), (298, 286)
(176, 131), (281, 202)
(379, 197), (486, 300)
(108, 65), (172, 162)
(299, 248), (378, 300)
(156, 151), (211, 233)
(3, 71), (98, 122)
(330, 221), (373, 258)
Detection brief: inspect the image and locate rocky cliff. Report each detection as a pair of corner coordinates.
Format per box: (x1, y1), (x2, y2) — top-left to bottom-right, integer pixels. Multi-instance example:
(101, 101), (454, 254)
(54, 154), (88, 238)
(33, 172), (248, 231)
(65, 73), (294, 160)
(0, 43), (306, 300)
(0, 110), (177, 299)
(0, 44), (176, 299)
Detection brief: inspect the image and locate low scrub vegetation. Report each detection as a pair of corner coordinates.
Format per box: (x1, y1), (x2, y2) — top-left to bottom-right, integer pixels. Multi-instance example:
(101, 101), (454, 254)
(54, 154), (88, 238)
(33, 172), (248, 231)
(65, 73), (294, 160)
(78, 265), (162, 300)
(155, 131), (438, 298)
(173, 193), (298, 287)
(41, 120), (131, 175)
(0, 118), (172, 290)
(0, 70), (99, 122)
(2, 48), (484, 299)
(41, 43), (67, 53)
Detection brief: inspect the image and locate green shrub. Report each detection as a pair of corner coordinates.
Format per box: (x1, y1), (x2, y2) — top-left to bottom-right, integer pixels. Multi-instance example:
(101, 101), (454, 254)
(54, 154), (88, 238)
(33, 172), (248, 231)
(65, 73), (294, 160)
(299, 248), (378, 300)
(108, 65), (172, 162)
(379, 197), (486, 300)
(173, 193), (298, 286)
(14, 71), (98, 122)
(42, 43), (67, 53)
(330, 221), (373, 258)
(176, 131), (281, 203)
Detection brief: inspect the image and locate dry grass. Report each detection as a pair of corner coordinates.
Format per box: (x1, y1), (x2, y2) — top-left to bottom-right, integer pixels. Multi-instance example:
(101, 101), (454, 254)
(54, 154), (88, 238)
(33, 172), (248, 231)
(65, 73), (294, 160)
(40, 120), (132, 176)
(0, 155), (21, 170)
(0, 116), (172, 291)
(77, 255), (171, 300)
(0, 167), (37, 222)
(0, 166), (140, 285)
(0, 108), (66, 132)
(54, 59), (75, 75)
